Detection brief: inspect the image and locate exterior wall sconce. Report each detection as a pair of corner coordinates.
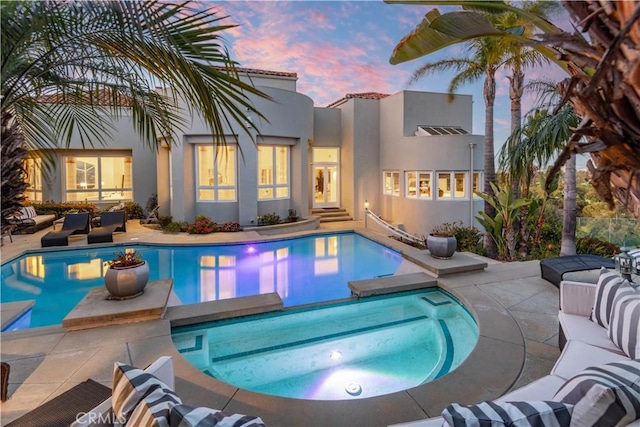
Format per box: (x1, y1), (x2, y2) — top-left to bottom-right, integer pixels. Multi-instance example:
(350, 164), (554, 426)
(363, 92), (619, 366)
(364, 200), (369, 210)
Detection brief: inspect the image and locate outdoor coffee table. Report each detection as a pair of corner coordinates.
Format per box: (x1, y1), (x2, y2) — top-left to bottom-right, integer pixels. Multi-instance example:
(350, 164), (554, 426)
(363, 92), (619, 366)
(540, 254), (615, 287)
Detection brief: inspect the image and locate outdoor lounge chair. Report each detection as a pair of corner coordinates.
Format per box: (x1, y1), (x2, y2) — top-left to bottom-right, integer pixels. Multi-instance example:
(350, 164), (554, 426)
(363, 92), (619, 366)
(40, 213), (90, 247)
(140, 205), (160, 224)
(87, 211), (126, 244)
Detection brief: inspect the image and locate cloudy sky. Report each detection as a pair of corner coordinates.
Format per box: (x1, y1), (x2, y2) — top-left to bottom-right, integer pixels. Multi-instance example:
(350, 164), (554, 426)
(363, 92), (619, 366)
(209, 1), (571, 148)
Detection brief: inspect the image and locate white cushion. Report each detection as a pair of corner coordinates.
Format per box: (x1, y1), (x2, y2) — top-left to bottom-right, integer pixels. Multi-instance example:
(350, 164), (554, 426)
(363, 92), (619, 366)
(560, 280), (596, 317)
(608, 282), (640, 359)
(558, 311), (624, 354)
(551, 340), (629, 380)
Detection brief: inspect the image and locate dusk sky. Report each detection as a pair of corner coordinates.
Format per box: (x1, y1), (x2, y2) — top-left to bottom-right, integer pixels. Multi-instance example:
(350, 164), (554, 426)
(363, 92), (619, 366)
(212, 1), (571, 150)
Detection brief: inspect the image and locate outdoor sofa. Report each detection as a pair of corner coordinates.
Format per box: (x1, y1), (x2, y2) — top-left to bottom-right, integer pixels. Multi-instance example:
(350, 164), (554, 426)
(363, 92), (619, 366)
(73, 356), (265, 427)
(9, 206), (56, 234)
(40, 212), (90, 247)
(391, 268), (640, 427)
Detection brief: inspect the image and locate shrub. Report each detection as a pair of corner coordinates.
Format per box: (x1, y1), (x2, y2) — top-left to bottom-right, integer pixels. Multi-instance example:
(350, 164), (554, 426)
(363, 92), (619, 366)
(186, 216), (218, 234)
(145, 193), (158, 214)
(286, 209), (298, 223)
(259, 212), (280, 225)
(163, 221), (183, 233)
(158, 215), (173, 228)
(220, 221), (242, 232)
(430, 221), (483, 254)
(576, 237), (620, 258)
(31, 201), (98, 217)
(123, 202), (144, 219)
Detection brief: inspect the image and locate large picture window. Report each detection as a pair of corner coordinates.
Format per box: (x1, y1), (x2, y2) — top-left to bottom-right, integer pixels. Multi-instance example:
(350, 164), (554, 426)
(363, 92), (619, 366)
(64, 155), (132, 202)
(25, 157), (43, 202)
(196, 145), (236, 201)
(383, 171), (400, 196)
(406, 171), (432, 199)
(258, 145), (289, 200)
(437, 171), (467, 199)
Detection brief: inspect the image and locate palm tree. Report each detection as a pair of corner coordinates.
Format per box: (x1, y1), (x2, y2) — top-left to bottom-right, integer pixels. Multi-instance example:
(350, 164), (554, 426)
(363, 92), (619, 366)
(392, 22), (507, 258)
(500, 96), (580, 255)
(1, 1), (269, 219)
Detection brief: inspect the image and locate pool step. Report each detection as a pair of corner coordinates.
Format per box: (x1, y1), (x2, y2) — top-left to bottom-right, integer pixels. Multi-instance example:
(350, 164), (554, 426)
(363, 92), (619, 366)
(348, 272), (437, 298)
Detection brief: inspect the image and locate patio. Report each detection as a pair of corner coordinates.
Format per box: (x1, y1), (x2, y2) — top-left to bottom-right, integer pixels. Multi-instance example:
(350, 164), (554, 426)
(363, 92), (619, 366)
(0, 220), (561, 426)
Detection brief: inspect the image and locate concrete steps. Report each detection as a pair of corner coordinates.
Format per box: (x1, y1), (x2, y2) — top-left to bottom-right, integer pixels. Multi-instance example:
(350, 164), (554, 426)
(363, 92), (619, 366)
(310, 207), (353, 222)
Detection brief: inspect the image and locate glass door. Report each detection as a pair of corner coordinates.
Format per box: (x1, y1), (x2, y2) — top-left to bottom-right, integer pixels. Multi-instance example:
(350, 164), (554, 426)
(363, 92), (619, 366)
(312, 148), (340, 208)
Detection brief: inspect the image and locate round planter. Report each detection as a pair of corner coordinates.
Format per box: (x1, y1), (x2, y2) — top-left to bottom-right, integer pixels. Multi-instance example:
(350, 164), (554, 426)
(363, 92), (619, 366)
(427, 234), (457, 259)
(104, 261), (150, 299)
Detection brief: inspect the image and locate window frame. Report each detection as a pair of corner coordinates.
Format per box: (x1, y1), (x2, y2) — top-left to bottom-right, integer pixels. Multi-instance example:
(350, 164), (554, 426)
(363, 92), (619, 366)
(63, 155), (133, 202)
(383, 171), (400, 196)
(436, 171), (468, 200)
(195, 144), (238, 203)
(25, 157), (43, 202)
(405, 171), (433, 200)
(257, 144), (290, 201)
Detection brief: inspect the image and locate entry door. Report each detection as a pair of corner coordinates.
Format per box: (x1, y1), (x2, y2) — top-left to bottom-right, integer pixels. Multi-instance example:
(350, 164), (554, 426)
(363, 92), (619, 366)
(313, 165), (339, 208)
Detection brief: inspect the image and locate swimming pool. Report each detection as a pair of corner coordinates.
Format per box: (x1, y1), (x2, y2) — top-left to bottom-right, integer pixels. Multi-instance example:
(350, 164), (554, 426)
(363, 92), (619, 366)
(1, 233), (403, 328)
(172, 289), (479, 400)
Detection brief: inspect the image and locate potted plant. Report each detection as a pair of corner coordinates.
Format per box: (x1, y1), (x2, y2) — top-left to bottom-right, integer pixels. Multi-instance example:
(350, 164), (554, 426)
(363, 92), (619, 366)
(104, 249), (149, 299)
(427, 223), (457, 259)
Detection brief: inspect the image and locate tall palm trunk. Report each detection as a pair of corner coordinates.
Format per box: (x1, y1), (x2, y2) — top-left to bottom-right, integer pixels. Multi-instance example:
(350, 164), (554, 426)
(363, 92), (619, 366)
(483, 71), (498, 259)
(560, 153), (577, 256)
(509, 67), (524, 198)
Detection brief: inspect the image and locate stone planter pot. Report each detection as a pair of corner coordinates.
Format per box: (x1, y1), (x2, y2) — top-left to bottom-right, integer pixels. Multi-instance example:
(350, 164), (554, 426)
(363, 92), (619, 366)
(104, 261), (150, 299)
(427, 234), (457, 259)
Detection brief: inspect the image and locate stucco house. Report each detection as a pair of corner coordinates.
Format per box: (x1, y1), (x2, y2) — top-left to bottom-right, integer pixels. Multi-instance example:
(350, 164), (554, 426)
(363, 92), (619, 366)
(26, 67), (484, 237)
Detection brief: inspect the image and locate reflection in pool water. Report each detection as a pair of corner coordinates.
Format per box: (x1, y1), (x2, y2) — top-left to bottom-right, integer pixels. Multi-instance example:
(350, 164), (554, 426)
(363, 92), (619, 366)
(1, 233), (403, 328)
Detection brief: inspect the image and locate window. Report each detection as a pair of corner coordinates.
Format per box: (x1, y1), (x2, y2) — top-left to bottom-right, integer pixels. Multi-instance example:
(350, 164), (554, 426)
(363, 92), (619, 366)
(406, 171), (432, 199)
(64, 156), (132, 202)
(25, 157), (42, 202)
(472, 172), (482, 197)
(437, 172), (467, 199)
(258, 145), (289, 200)
(383, 171), (400, 196)
(196, 145), (236, 201)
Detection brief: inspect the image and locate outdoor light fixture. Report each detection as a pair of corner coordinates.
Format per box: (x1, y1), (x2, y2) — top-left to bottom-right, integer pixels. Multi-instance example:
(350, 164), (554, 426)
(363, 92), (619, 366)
(364, 200), (369, 210)
(615, 247), (633, 281)
(330, 351), (342, 360)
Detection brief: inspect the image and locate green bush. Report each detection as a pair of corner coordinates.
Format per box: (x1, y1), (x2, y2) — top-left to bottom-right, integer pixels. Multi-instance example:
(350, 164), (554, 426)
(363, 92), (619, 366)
(31, 201), (98, 217)
(576, 237), (620, 258)
(158, 215), (172, 228)
(259, 212), (280, 225)
(163, 222), (183, 233)
(123, 202), (144, 219)
(145, 193), (158, 214)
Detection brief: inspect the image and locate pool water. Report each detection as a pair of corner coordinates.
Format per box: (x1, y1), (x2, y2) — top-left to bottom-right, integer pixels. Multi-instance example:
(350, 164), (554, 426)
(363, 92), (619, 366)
(172, 289), (479, 400)
(1, 233), (402, 328)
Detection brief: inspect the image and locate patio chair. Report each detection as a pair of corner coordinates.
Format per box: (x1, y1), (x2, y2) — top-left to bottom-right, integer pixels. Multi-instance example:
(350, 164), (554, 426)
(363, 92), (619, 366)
(87, 211), (126, 244)
(40, 213), (90, 248)
(140, 205), (160, 224)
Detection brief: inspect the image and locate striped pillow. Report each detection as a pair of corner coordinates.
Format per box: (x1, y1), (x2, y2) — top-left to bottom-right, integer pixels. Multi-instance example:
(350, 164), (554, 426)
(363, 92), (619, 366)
(590, 268), (625, 328)
(169, 404), (266, 427)
(112, 362), (182, 426)
(441, 401), (573, 427)
(607, 282), (640, 359)
(22, 206), (37, 218)
(128, 382), (182, 427)
(553, 361), (640, 427)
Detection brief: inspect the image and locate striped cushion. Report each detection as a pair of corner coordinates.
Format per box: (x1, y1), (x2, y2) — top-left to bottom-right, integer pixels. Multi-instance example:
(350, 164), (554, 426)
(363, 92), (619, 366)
(22, 206), (37, 218)
(553, 361), (640, 427)
(169, 404), (266, 427)
(590, 268), (625, 328)
(112, 362), (182, 426)
(607, 282), (640, 359)
(441, 401), (573, 427)
(128, 383), (182, 427)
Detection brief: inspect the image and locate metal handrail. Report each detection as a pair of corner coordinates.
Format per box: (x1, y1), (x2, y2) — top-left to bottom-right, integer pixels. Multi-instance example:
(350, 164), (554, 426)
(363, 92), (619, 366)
(365, 209), (424, 245)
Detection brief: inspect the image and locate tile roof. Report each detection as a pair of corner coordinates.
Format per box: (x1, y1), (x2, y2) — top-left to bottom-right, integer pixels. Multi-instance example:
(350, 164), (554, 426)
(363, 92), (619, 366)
(326, 92), (390, 108)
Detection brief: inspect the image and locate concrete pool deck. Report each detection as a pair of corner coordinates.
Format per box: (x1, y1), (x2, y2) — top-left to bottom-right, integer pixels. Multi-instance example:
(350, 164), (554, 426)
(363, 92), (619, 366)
(0, 220), (560, 426)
